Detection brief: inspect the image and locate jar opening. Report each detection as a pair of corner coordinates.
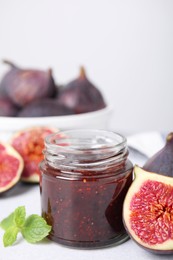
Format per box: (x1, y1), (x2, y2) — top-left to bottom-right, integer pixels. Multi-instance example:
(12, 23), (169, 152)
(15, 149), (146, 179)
(43, 130), (128, 172)
(45, 129), (126, 154)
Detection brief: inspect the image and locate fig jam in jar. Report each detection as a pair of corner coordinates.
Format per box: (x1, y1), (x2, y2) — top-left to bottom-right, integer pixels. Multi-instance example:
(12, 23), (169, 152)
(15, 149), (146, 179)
(40, 129), (133, 248)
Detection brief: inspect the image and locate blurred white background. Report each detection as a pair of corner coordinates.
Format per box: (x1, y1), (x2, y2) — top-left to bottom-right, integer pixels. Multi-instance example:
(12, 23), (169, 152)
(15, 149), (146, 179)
(0, 0), (172, 134)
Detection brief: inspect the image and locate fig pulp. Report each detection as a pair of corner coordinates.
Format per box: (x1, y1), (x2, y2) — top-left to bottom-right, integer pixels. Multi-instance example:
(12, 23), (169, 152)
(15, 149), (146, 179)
(0, 60), (57, 107)
(18, 99), (74, 117)
(123, 166), (173, 254)
(144, 132), (173, 177)
(11, 127), (58, 183)
(58, 67), (106, 114)
(0, 143), (24, 193)
(0, 97), (19, 117)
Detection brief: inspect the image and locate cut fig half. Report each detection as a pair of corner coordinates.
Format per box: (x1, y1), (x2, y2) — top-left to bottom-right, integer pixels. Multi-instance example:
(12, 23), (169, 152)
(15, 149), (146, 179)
(0, 143), (24, 193)
(123, 166), (173, 254)
(10, 126), (58, 183)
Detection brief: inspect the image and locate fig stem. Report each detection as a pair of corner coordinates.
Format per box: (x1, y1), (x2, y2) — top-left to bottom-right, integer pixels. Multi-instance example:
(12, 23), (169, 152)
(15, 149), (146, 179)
(166, 132), (173, 142)
(79, 66), (86, 79)
(3, 60), (19, 69)
(48, 68), (52, 76)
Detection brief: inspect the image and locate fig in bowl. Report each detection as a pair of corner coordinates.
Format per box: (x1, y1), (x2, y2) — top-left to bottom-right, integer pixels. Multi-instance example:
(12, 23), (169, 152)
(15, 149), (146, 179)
(58, 66), (106, 114)
(18, 99), (74, 117)
(0, 60), (57, 107)
(0, 97), (19, 117)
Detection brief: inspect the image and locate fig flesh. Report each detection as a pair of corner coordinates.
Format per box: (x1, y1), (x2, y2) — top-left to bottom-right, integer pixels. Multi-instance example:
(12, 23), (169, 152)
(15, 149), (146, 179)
(0, 143), (24, 193)
(18, 99), (74, 117)
(144, 132), (173, 177)
(11, 127), (58, 183)
(58, 67), (106, 114)
(123, 166), (173, 254)
(0, 97), (19, 117)
(0, 60), (57, 107)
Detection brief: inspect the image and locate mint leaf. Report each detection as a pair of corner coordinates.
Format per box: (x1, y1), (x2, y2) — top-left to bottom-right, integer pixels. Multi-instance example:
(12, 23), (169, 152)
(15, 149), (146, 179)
(14, 206), (26, 228)
(0, 206), (26, 231)
(3, 226), (19, 247)
(1, 207), (51, 246)
(0, 213), (14, 231)
(21, 214), (51, 243)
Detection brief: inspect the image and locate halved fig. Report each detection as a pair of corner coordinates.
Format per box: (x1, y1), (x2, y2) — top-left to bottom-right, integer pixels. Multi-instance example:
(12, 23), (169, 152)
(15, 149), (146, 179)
(123, 166), (173, 254)
(10, 127), (58, 183)
(0, 143), (24, 193)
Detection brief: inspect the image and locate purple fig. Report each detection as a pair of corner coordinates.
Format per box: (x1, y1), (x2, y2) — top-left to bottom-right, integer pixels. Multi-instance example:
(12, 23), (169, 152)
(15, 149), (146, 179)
(0, 97), (19, 117)
(0, 84), (7, 98)
(0, 60), (57, 107)
(18, 99), (74, 117)
(58, 67), (106, 114)
(143, 132), (173, 177)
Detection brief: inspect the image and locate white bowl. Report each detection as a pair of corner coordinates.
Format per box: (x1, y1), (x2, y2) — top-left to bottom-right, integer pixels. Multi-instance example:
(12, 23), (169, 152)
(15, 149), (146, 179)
(0, 105), (113, 141)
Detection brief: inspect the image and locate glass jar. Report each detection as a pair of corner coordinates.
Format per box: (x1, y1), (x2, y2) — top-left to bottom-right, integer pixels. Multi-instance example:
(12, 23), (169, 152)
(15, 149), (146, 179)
(40, 129), (133, 248)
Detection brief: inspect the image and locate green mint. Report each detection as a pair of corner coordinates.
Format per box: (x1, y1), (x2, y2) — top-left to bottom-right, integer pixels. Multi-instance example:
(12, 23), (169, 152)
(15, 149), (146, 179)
(0, 206), (51, 247)
(22, 215), (51, 243)
(0, 213), (14, 231)
(14, 206), (26, 228)
(3, 226), (19, 247)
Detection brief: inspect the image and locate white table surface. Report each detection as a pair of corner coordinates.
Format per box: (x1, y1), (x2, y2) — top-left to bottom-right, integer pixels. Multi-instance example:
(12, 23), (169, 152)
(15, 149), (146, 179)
(0, 133), (172, 260)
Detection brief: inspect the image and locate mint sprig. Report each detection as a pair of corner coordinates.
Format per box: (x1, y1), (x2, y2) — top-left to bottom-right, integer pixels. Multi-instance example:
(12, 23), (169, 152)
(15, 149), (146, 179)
(0, 206), (51, 247)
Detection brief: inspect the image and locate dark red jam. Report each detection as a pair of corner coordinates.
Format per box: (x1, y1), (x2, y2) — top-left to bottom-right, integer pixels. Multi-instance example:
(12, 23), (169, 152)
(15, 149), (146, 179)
(40, 130), (133, 248)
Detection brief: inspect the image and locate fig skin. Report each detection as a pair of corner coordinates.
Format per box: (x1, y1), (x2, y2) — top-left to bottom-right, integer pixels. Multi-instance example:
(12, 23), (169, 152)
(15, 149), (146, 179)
(0, 142), (24, 193)
(143, 132), (173, 177)
(123, 166), (173, 254)
(0, 97), (19, 117)
(57, 66), (106, 114)
(0, 60), (57, 107)
(18, 99), (74, 117)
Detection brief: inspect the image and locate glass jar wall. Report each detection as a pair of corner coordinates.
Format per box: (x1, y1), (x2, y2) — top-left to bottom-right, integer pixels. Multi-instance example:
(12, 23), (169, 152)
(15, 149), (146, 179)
(40, 129), (133, 248)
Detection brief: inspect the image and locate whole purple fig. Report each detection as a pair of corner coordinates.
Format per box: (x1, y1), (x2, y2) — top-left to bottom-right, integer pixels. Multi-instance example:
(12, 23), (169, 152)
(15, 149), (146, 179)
(143, 133), (173, 177)
(58, 67), (106, 114)
(18, 99), (74, 117)
(0, 97), (19, 116)
(0, 60), (57, 107)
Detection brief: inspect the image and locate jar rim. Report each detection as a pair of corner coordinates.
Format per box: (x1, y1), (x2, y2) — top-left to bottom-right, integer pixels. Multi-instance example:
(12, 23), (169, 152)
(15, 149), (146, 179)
(43, 129), (129, 173)
(45, 129), (127, 156)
